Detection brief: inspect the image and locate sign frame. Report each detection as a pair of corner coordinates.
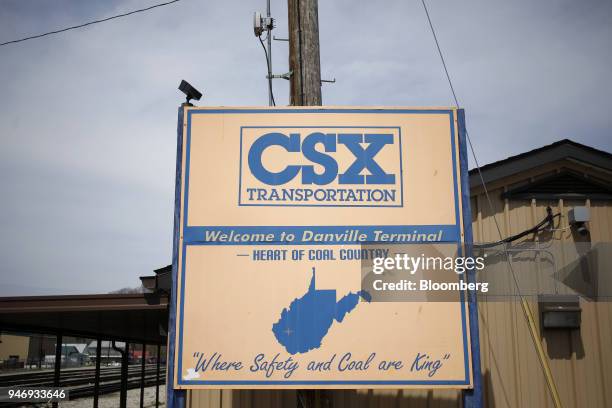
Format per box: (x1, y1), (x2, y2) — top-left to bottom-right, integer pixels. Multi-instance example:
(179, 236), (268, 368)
(166, 107), (482, 401)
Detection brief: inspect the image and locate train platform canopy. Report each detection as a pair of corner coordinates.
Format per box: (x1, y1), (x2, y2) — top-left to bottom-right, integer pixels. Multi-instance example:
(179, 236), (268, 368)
(0, 293), (168, 344)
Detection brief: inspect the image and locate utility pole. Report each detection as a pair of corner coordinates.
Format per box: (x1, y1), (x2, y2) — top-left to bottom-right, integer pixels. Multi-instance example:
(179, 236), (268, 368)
(288, 3), (325, 404)
(288, 0), (322, 105)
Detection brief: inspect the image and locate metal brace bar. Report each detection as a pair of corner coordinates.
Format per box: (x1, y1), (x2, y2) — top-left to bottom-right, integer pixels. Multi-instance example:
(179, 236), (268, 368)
(267, 70), (293, 80)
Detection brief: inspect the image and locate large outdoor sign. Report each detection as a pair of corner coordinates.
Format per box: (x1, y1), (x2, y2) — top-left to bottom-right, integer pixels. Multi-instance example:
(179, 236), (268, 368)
(172, 107), (473, 389)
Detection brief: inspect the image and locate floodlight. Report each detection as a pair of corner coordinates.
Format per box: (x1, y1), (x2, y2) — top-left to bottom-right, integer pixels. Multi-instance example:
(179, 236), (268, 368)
(538, 295), (581, 330)
(178, 80), (202, 105)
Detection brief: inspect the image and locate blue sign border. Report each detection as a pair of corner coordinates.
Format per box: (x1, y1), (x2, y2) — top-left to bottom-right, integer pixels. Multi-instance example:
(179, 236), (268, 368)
(172, 108), (471, 387)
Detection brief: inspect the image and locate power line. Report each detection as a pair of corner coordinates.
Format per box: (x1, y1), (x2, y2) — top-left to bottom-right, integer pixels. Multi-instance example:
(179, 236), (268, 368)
(420, 0), (459, 106)
(419, 0), (503, 241)
(0, 0), (182, 48)
(419, 1), (564, 406)
(258, 35), (276, 106)
(420, 0), (518, 294)
(420, 0), (524, 304)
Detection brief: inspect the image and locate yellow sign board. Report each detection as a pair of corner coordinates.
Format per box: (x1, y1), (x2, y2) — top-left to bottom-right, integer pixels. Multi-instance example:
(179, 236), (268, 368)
(173, 107), (472, 389)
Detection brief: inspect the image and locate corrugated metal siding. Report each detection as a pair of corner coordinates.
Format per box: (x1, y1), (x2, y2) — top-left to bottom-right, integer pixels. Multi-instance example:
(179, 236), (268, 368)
(188, 161), (612, 408)
(469, 162), (612, 408)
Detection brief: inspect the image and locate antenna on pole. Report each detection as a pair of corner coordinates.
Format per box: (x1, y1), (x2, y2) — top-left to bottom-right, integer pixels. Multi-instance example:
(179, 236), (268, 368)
(254, 1), (276, 106)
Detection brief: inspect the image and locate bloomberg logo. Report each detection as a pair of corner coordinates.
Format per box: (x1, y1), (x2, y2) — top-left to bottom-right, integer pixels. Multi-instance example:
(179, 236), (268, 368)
(239, 127), (403, 207)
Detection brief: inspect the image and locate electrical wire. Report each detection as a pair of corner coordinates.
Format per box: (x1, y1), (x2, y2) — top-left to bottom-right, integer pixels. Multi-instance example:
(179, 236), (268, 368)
(420, 0), (459, 106)
(420, 0), (525, 302)
(420, 1), (564, 406)
(0, 0), (182, 47)
(420, 0), (538, 308)
(474, 208), (559, 249)
(258, 36), (276, 106)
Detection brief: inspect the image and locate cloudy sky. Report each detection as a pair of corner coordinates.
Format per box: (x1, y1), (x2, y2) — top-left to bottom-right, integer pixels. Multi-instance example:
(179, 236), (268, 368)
(0, 0), (610, 295)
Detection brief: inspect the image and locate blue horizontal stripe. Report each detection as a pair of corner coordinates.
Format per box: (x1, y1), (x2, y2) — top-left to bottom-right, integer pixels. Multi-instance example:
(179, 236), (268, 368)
(183, 225), (459, 245)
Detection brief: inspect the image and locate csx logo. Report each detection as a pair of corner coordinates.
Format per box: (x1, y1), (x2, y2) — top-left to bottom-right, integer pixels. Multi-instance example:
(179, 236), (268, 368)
(247, 132), (396, 186)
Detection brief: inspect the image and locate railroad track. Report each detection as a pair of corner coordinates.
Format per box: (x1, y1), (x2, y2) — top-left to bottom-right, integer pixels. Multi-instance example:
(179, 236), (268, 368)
(0, 365), (166, 406)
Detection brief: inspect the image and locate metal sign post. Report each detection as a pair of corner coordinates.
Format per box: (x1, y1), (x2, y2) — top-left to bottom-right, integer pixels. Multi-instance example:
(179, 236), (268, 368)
(458, 109), (483, 408)
(167, 105), (187, 408)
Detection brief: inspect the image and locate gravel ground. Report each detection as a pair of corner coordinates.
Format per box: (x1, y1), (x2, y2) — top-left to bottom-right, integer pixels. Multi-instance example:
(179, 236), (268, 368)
(59, 385), (165, 408)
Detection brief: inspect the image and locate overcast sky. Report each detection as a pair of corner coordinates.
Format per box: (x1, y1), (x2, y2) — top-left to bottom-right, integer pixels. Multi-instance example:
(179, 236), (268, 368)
(0, 0), (610, 295)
